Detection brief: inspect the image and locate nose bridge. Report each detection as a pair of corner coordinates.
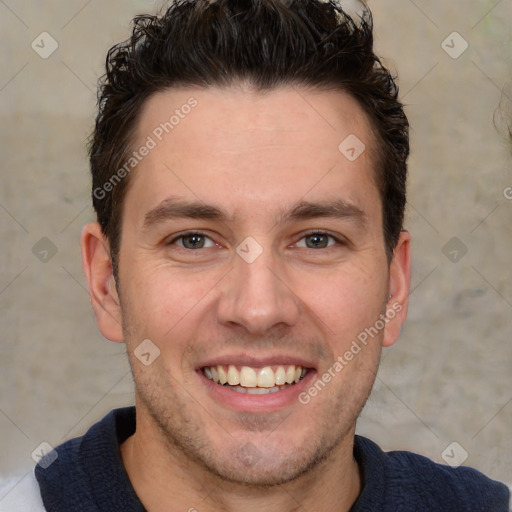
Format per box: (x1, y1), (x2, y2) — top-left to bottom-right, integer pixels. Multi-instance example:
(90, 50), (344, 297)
(217, 242), (300, 333)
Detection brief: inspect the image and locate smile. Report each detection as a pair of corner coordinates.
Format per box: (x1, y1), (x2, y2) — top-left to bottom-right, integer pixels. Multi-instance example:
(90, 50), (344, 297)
(202, 364), (308, 395)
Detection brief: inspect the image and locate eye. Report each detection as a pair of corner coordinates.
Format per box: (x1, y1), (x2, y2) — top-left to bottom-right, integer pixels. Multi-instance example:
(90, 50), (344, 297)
(296, 232), (339, 249)
(171, 232), (216, 250)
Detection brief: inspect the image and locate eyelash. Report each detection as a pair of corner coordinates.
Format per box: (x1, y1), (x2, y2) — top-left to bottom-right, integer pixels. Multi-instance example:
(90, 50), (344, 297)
(299, 230), (345, 248)
(168, 230), (345, 249)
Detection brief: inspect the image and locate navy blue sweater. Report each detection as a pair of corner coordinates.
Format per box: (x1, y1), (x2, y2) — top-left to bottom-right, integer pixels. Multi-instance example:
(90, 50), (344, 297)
(35, 407), (510, 511)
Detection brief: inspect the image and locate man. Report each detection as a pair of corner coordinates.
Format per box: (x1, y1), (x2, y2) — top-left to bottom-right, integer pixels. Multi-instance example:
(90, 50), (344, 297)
(1, 0), (510, 510)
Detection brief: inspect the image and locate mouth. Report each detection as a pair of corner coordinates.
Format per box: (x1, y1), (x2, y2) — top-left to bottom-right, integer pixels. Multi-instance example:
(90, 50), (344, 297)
(201, 364), (309, 395)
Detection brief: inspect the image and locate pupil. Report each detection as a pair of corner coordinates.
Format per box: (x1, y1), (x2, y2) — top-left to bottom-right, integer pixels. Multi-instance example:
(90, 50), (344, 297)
(307, 234), (327, 249)
(184, 235), (204, 249)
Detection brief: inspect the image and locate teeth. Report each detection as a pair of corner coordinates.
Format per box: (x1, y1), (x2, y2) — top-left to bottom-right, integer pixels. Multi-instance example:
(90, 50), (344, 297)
(227, 365), (240, 385)
(275, 366), (286, 385)
(203, 364), (308, 389)
(240, 366), (257, 387)
(285, 365), (295, 384)
(218, 365), (228, 385)
(225, 385), (284, 394)
(257, 366), (275, 388)
(248, 386), (278, 394)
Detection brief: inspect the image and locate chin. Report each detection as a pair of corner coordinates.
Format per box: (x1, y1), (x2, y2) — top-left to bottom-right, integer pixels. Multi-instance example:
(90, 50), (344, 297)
(203, 455), (316, 488)
(189, 430), (338, 488)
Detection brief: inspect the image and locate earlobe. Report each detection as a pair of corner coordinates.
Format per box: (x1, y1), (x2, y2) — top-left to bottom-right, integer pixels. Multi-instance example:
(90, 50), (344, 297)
(382, 230), (411, 348)
(81, 222), (124, 343)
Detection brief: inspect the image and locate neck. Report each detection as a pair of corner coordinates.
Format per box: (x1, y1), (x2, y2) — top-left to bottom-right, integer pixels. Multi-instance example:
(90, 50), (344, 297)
(121, 408), (362, 512)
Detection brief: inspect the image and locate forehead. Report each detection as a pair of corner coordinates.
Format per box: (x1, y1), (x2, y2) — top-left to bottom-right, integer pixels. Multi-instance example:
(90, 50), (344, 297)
(124, 85), (380, 225)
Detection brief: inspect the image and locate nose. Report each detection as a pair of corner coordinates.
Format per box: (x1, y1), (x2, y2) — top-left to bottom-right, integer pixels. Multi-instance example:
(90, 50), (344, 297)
(216, 247), (301, 334)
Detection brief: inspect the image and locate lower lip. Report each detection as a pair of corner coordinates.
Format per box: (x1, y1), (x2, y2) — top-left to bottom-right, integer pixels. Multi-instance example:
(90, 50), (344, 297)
(197, 369), (317, 413)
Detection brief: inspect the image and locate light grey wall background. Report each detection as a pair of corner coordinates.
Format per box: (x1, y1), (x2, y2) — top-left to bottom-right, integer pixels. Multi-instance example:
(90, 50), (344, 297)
(1, 0), (511, 486)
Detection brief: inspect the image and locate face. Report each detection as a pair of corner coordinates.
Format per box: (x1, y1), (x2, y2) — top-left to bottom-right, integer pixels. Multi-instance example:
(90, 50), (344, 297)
(84, 85), (410, 487)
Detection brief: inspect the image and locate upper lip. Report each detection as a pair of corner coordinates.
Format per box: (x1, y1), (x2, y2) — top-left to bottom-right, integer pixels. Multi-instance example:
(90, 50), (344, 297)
(197, 354), (316, 370)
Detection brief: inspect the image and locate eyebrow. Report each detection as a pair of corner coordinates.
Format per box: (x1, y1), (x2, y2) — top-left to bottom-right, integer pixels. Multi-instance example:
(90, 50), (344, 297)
(143, 197), (232, 227)
(143, 197), (367, 229)
(281, 199), (367, 227)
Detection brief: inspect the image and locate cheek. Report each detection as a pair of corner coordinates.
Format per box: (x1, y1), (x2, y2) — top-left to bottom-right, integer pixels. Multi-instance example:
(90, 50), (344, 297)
(120, 269), (214, 387)
(120, 258), (222, 347)
(291, 261), (388, 341)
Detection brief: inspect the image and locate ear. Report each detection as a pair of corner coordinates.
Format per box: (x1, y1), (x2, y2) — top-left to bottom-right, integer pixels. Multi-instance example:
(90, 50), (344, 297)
(81, 222), (124, 343)
(382, 230), (411, 348)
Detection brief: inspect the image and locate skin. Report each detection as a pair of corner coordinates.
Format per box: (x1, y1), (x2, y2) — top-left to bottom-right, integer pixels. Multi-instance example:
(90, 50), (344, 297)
(81, 85), (411, 512)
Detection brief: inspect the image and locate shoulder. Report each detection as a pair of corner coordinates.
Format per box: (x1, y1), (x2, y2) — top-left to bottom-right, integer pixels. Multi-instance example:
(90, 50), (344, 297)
(354, 436), (511, 511)
(0, 471), (46, 512)
(34, 407), (140, 512)
(388, 449), (508, 507)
